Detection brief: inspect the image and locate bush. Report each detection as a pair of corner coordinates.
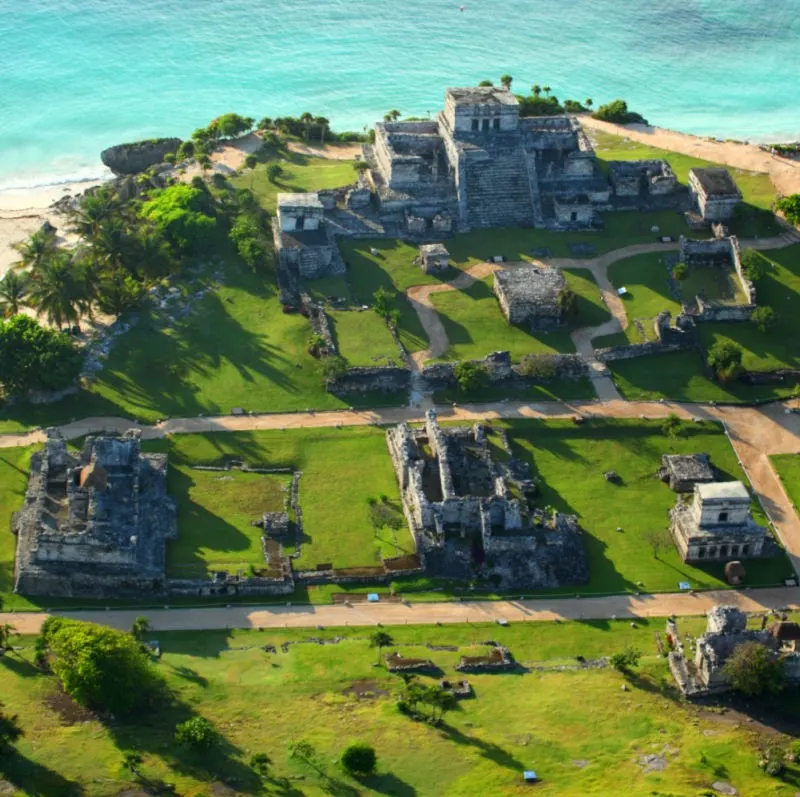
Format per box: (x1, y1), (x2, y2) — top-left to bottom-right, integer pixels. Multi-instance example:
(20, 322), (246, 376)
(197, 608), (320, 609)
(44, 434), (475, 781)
(229, 211), (269, 270)
(140, 184), (216, 254)
(740, 248), (767, 282)
(776, 193), (800, 225)
(723, 641), (785, 696)
(610, 646), (641, 674)
(562, 99), (587, 113)
(0, 315), (82, 398)
(266, 163), (283, 183)
(672, 261), (689, 280)
(175, 717), (217, 749)
(592, 99), (648, 125)
(208, 113), (255, 139)
(707, 340), (744, 382)
(341, 742), (377, 775)
(40, 618), (164, 716)
(454, 360), (489, 392)
(751, 305), (777, 332)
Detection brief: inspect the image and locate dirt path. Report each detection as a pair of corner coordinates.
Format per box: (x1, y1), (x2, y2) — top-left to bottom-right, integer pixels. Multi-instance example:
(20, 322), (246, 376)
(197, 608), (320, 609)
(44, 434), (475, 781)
(581, 116), (800, 197)
(4, 587), (799, 635)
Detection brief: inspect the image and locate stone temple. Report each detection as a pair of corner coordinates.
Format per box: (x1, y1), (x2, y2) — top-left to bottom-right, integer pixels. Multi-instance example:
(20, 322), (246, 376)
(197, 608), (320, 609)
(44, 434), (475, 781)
(12, 430), (177, 598)
(669, 481), (767, 563)
(386, 411), (588, 589)
(493, 265), (567, 329)
(365, 86), (611, 232)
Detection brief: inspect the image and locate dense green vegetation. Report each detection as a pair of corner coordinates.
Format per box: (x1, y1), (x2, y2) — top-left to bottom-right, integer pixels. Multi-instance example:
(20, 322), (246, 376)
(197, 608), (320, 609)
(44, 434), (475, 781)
(3, 618), (800, 796)
(776, 193), (800, 225)
(591, 98), (648, 125)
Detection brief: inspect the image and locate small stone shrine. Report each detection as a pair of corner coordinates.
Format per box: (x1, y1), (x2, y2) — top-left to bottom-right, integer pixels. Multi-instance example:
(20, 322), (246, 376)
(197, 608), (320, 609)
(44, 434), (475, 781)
(688, 168), (742, 222)
(418, 243), (450, 273)
(658, 453), (716, 492)
(493, 266), (567, 329)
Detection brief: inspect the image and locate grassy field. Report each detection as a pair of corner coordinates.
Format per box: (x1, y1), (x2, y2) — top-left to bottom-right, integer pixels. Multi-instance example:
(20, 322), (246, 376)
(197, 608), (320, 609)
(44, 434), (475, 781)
(591, 129), (781, 238)
(329, 309), (399, 366)
(505, 417), (792, 593)
(4, 618), (800, 796)
(432, 377), (597, 404)
(772, 453), (800, 514)
(430, 269), (610, 362)
(678, 262), (746, 306)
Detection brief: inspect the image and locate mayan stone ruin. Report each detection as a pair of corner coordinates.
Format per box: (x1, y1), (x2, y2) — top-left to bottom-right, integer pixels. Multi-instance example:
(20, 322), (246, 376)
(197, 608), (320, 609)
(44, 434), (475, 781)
(386, 411), (588, 589)
(688, 167), (742, 222)
(667, 606), (800, 697)
(12, 430), (177, 598)
(658, 453), (716, 492)
(493, 265), (567, 329)
(669, 481), (768, 563)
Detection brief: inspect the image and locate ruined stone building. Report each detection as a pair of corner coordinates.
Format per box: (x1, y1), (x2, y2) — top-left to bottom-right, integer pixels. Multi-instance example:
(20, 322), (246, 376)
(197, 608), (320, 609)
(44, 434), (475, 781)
(668, 606), (800, 696)
(658, 453), (716, 492)
(418, 243), (450, 273)
(272, 192), (343, 279)
(12, 430), (177, 598)
(608, 160), (677, 199)
(669, 481), (767, 563)
(386, 411), (588, 589)
(688, 167), (742, 222)
(364, 86), (611, 232)
(493, 265), (567, 329)
(678, 234), (756, 306)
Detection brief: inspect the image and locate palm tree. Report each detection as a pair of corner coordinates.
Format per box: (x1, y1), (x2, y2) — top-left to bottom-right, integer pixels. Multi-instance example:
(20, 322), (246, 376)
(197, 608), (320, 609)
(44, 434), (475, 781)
(131, 616), (151, 641)
(28, 251), (91, 329)
(531, 84), (542, 97)
(134, 229), (172, 281)
(542, 85), (551, 97)
(68, 189), (124, 240)
(11, 229), (56, 271)
(300, 112), (314, 141)
(370, 630), (393, 665)
(315, 116), (330, 147)
(245, 154), (258, 188)
(500, 74), (513, 90)
(0, 272), (29, 317)
(585, 98), (593, 109)
(384, 109), (401, 122)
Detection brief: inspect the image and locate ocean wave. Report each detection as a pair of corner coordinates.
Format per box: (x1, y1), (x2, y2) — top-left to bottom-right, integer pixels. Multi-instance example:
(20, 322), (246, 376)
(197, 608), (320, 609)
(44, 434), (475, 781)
(0, 171), (114, 194)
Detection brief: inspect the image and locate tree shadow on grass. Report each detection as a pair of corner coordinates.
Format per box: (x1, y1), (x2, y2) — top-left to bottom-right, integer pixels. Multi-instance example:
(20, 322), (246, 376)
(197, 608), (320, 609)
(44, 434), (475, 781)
(0, 747), (84, 796)
(357, 772), (417, 796)
(1, 653), (41, 679)
(436, 723), (525, 771)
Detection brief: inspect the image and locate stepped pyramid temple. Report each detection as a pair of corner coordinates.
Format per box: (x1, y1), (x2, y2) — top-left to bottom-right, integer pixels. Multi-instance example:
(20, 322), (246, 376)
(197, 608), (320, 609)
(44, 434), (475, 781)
(364, 85), (612, 231)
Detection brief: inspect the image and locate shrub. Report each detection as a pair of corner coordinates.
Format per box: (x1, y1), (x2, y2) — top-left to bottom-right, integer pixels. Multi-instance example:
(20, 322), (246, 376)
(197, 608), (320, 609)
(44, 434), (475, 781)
(454, 360), (489, 392)
(266, 163), (283, 183)
(229, 212), (269, 270)
(140, 184), (216, 254)
(40, 618), (164, 716)
(740, 248), (767, 282)
(751, 305), (777, 332)
(592, 99), (647, 125)
(557, 286), (578, 318)
(661, 413), (685, 438)
(562, 99), (587, 113)
(672, 261), (689, 280)
(208, 113), (255, 139)
(175, 717), (217, 749)
(0, 315), (82, 398)
(723, 641), (785, 696)
(707, 340), (744, 382)
(341, 742), (377, 775)
(610, 646), (641, 674)
(776, 193), (800, 225)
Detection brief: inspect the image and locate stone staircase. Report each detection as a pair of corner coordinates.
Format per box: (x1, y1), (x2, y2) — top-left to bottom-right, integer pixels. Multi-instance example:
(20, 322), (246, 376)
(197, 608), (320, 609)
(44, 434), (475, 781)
(464, 148), (536, 228)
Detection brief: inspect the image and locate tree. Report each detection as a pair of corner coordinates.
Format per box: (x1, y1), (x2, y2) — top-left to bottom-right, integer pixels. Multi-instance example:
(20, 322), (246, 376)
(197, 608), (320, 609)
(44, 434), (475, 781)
(0, 271), (28, 317)
(340, 742), (377, 776)
(383, 109), (401, 122)
(209, 113), (255, 139)
(244, 154), (258, 188)
(585, 98), (593, 109)
(500, 74), (513, 90)
(661, 412), (685, 438)
(557, 286), (578, 318)
(644, 527), (672, 560)
(40, 617), (164, 716)
(707, 340), (744, 382)
(751, 305), (777, 332)
(740, 248), (767, 282)
(131, 617), (151, 641)
(671, 261), (689, 280)
(266, 162), (283, 183)
(610, 646), (641, 674)
(257, 117), (273, 131)
(300, 112), (314, 141)
(177, 139), (195, 160)
(372, 286), (396, 321)
(140, 184), (216, 254)
(592, 99), (647, 125)
(0, 315), (83, 397)
(132, 229), (173, 281)
(28, 251), (92, 329)
(175, 717), (217, 749)
(96, 274), (143, 317)
(0, 703), (23, 756)
(776, 193), (800, 226)
(478, 80), (494, 87)
(542, 85), (551, 96)
(11, 228), (57, 271)
(723, 641), (785, 696)
(453, 360), (489, 392)
(315, 116), (330, 146)
(68, 189), (125, 240)
(531, 84), (542, 97)
(421, 685), (458, 724)
(370, 630), (393, 665)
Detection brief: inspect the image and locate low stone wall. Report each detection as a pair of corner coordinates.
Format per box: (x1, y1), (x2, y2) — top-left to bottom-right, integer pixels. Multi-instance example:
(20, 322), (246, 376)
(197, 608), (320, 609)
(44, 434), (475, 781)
(329, 366), (410, 395)
(594, 340), (693, 363)
(421, 351), (587, 388)
(168, 576), (294, 598)
(740, 368), (800, 385)
(300, 293), (337, 355)
(693, 298), (755, 322)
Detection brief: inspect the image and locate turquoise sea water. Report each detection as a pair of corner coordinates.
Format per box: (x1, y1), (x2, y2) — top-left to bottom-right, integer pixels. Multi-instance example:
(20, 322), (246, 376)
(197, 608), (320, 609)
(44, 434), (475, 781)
(1, 0), (799, 190)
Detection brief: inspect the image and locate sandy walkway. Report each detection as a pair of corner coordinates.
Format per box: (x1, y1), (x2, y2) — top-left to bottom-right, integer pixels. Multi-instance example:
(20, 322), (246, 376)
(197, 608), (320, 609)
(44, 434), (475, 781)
(581, 116), (800, 197)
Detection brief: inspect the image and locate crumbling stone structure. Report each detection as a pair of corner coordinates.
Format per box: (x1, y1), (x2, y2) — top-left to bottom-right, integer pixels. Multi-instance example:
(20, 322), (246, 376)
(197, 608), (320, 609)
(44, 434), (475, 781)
(668, 606), (800, 696)
(669, 481), (767, 563)
(679, 234), (757, 308)
(12, 430), (177, 598)
(658, 453), (716, 492)
(688, 168), (742, 222)
(272, 192), (344, 279)
(608, 160), (677, 198)
(419, 243), (450, 273)
(493, 266), (566, 329)
(364, 86), (610, 232)
(386, 411), (588, 590)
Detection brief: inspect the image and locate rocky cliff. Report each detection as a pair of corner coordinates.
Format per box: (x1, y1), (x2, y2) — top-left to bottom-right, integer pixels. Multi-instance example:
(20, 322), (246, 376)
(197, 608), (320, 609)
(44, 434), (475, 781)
(100, 137), (182, 175)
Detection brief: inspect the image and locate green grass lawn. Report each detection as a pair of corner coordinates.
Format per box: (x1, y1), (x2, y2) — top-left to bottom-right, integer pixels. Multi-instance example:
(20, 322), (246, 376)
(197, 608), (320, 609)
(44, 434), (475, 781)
(4, 619), (800, 796)
(506, 418), (792, 593)
(591, 130), (781, 238)
(697, 245), (800, 373)
(433, 377), (598, 404)
(430, 269), (610, 362)
(329, 309), (399, 366)
(678, 263), (746, 306)
(231, 147), (357, 214)
(772, 453), (800, 515)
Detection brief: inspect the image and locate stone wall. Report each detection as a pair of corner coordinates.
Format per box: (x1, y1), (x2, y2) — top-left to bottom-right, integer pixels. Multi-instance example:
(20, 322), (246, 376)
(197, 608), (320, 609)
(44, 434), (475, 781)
(329, 365), (410, 395)
(594, 340), (692, 363)
(679, 235), (756, 305)
(300, 293), (337, 355)
(693, 298), (755, 322)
